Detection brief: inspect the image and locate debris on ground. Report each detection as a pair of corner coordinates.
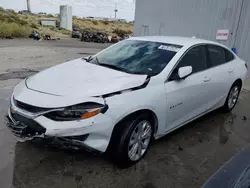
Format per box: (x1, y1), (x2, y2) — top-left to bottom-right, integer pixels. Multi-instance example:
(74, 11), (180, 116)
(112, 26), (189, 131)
(43, 34), (51, 40)
(178, 146), (183, 151)
(5, 36), (14, 39)
(242, 116), (248, 121)
(32, 32), (41, 40)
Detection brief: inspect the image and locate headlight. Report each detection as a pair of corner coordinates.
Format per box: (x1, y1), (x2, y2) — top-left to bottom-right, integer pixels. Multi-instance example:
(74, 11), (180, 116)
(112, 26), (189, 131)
(44, 102), (108, 121)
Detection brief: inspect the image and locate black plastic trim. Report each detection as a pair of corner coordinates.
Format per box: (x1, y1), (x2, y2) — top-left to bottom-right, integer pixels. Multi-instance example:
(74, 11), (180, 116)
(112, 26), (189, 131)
(101, 76), (151, 98)
(14, 98), (53, 113)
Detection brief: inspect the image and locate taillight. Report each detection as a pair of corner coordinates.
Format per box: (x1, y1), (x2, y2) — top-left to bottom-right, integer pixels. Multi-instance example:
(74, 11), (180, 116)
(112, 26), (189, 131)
(245, 63), (248, 70)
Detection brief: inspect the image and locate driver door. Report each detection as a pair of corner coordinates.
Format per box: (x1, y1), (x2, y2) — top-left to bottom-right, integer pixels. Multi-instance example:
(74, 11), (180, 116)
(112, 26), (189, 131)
(164, 45), (211, 132)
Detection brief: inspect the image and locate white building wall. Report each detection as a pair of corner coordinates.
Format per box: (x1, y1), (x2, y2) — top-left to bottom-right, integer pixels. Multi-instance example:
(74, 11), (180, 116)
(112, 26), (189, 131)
(134, 0), (250, 77)
(60, 5), (72, 31)
(234, 0), (250, 75)
(67, 6), (72, 31)
(41, 20), (56, 27)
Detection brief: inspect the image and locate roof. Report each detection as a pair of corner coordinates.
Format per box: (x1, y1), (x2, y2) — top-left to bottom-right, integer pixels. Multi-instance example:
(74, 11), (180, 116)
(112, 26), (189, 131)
(40, 18), (57, 21)
(129, 36), (219, 47)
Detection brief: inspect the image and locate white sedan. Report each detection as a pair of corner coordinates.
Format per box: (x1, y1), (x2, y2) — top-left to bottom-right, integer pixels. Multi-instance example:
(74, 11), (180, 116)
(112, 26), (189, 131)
(5, 36), (248, 166)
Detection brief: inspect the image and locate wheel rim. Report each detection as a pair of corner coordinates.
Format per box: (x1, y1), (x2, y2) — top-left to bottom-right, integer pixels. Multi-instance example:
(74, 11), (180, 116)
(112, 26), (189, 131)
(128, 120), (152, 161)
(228, 85), (239, 109)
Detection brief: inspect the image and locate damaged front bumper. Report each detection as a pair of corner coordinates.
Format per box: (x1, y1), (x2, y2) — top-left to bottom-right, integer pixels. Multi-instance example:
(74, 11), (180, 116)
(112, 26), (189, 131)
(7, 79), (116, 153)
(5, 102), (114, 153)
(5, 113), (92, 150)
(5, 112), (45, 142)
(5, 115), (97, 153)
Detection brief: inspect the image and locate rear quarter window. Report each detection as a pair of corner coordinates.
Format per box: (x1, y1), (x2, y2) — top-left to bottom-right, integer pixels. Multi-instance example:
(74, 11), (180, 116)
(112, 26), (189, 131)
(225, 49), (235, 62)
(207, 45), (226, 67)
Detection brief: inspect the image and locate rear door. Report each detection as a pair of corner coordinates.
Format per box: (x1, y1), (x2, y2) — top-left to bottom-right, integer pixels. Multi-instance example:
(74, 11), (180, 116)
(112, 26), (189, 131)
(164, 45), (211, 131)
(205, 45), (236, 111)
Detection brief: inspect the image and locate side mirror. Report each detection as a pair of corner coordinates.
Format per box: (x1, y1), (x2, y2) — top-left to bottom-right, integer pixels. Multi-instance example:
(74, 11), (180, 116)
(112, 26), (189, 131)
(178, 66), (192, 79)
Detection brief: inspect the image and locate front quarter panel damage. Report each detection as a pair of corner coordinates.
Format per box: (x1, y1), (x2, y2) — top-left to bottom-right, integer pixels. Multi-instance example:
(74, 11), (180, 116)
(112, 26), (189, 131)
(104, 82), (167, 136)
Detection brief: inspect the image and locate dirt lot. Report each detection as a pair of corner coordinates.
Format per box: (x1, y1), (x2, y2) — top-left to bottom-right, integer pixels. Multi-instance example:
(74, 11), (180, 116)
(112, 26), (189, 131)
(0, 39), (109, 76)
(0, 39), (250, 188)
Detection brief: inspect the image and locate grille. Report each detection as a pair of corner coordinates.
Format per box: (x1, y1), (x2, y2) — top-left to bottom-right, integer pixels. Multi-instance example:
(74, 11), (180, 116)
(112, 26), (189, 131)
(5, 115), (27, 136)
(11, 112), (46, 136)
(14, 99), (52, 113)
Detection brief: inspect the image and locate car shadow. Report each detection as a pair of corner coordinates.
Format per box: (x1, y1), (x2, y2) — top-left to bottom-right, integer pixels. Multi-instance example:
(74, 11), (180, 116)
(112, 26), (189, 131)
(153, 106), (248, 155)
(10, 102), (250, 188)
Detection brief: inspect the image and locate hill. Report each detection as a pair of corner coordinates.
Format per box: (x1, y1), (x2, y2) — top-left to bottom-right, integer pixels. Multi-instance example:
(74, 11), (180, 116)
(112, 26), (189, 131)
(73, 18), (133, 36)
(0, 7), (133, 39)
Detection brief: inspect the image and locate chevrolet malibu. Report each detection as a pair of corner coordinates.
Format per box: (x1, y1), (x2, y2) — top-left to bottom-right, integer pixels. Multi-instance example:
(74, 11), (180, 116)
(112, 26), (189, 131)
(5, 36), (248, 166)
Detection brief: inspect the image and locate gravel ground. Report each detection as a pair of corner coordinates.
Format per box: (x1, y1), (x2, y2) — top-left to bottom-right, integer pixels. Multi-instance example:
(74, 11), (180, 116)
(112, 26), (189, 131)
(0, 39), (250, 188)
(0, 39), (108, 76)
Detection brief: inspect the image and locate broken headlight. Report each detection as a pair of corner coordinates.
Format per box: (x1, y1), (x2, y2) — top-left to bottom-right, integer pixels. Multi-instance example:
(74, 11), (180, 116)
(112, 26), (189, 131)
(44, 102), (108, 121)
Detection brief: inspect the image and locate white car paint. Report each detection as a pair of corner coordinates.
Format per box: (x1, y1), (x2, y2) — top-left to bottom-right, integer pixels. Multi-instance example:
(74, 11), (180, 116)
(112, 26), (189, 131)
(26, 59), (147, 98)
(165, 69), (211, 132)
(6, 36), (248, 153)
(178, 66), (192, 79)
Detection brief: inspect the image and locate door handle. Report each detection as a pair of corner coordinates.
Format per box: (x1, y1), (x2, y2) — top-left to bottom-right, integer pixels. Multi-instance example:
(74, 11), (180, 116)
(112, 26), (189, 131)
(204, 76), (211, 82)
(228, 69), (234, 73)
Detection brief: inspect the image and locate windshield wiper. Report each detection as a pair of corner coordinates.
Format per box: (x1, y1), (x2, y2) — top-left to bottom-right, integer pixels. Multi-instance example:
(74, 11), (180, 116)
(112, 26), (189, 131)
(85, 57), (147, 75)
(82, 56), (93, 62)
(95, 56), (100, 64)
(98, 63), (146, 75)
(98, 63), (129, 72)
(83, 56), (101, 65)
(85, 56), (130, 73)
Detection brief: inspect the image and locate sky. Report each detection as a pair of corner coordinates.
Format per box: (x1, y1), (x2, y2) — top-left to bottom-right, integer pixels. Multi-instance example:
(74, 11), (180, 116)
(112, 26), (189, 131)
(0, 0), (135, 20)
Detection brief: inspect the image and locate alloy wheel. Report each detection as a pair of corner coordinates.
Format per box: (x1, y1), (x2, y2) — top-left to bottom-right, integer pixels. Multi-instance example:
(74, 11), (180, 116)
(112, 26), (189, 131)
(128, 120), (152, 161)
(228, 85), (240, 109)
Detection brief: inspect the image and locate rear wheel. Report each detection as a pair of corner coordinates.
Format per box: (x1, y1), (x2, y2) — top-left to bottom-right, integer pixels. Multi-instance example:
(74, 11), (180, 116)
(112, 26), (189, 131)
(222, 82), (241, 112)
(108, 113), (154, 167)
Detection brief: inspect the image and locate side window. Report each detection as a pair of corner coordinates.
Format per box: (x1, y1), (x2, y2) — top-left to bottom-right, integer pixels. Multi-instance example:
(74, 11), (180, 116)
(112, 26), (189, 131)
(207, 45), (226, 67)
(176, 45), (208, 73)
(225, 49), (235, 62)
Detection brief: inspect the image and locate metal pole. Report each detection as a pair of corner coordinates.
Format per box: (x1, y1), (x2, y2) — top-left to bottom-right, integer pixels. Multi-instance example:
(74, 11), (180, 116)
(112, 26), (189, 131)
(27, 0), (31, 12)
(232, 0), (244, 48)
(114, 3), (118, 19)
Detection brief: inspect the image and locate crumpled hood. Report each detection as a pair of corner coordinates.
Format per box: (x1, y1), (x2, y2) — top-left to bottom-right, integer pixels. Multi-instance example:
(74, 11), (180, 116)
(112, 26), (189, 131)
(26, 58), (147, 97)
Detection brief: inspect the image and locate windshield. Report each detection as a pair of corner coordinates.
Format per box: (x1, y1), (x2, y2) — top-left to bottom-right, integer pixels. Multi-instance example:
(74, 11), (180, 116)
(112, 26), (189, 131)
(88, 40), (182, 76)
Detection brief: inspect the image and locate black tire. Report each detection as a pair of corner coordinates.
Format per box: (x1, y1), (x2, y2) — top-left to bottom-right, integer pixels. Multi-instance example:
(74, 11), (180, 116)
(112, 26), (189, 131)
(108, 113), (154, 168)
(222, 82), (241, 112)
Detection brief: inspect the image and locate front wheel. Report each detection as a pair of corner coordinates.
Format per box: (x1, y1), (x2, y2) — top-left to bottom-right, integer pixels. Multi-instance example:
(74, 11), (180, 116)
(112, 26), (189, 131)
(108, 114), (154, 167)
(222, 82), (241, 112)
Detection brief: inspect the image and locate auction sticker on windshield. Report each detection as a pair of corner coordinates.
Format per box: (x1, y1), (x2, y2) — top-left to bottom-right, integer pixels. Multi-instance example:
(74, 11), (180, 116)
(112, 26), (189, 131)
(158, 45), (180, 52)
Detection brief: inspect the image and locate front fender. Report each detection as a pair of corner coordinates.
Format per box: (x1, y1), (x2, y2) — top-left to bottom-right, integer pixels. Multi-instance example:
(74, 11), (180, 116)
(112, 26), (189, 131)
(105, 86), (167, 135)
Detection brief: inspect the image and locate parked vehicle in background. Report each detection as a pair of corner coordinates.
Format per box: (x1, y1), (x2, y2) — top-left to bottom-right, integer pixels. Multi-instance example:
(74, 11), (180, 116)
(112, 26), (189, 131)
(91, 32), (102, 43)
(81, 31), (92, 42)
(100, 33), (109, 43)
(120, 34), (130, 41)
(29, 32), (40, 40)
(43, 34), (51, 40)
(5, 36), (248, 167)
(18, 10), (31, 14)
(72, 30), (81, 38)
(81, 32), (109, 43)
(111, 36), (119, 43)
(91, 32), (109, 43)
(38, 12), (47, 15)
